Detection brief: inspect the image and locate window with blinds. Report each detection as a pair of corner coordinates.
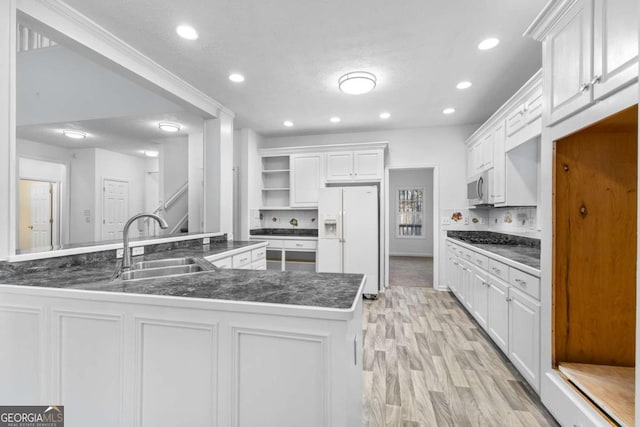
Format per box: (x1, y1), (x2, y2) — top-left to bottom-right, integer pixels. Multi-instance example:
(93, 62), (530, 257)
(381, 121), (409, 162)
(397, 188), (424, 237)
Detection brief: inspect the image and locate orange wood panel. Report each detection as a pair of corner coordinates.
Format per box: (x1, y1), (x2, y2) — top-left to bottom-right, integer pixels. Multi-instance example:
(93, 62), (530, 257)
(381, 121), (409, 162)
(554, 105), (637, 366)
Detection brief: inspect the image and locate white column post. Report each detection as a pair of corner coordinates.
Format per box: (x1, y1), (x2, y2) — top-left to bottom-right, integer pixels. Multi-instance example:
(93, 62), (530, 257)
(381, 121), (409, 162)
(188, 132), (204, 233)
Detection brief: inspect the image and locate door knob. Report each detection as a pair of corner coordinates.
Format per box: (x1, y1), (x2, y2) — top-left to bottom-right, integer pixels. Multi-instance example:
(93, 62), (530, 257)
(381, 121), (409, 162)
(28, 225), (33, 230)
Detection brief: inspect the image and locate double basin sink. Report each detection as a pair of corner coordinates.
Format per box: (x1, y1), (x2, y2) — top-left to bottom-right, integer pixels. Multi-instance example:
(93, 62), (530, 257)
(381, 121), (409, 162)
(117, 257), (212, 281)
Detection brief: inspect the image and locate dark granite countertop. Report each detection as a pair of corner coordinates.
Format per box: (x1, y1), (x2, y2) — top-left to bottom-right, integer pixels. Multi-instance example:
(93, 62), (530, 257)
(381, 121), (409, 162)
(447, 231), (541, 270)
(0, 238), (363, 311)
(250, 228), (318, 237)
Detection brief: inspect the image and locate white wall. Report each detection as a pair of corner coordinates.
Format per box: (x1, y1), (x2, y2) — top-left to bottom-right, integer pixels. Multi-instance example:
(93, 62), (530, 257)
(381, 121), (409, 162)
(0, 0), (14, 259)
(261, 125), (476, 289)
(235, 129), (263, 240)
(389, 168), (433, 256)
(69, 148), (95, 243)
(93, 148), (147, 240)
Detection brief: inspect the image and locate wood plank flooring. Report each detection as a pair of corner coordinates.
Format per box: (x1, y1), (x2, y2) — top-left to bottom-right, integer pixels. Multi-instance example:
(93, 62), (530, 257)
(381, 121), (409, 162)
(362, 286), (558, 426)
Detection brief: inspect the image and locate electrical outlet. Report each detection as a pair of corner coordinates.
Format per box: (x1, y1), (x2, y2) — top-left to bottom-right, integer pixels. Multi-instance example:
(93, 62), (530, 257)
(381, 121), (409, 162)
(442, 218), (451, 225)
(464, 217), (469, 225)
(132, 247), (144, 256)
(116, 249), (124, 259)
(203, 237), (210, 245)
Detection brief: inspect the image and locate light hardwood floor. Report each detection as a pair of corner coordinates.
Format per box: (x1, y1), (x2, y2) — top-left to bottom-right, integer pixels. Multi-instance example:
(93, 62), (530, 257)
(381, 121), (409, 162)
(389, 257), (433, 288)
(362, 286), (558, 426)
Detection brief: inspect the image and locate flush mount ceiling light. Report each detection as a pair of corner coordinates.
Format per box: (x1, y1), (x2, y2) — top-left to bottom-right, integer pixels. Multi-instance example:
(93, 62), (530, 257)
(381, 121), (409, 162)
(140, 150), (159, 158)
(176, 25), (198, 40)
(330, 117), (341, 123)
(338, 71), (377, 95)
(158, 122), (181, 132)
(478, 38), (499, 50)
(283, 120), (294, 127)
(456, 81), (472, 89)
(229, 73), (245, 83)
(443, 107), (456, 114)
(62, 129), (86, 139)
(379, 112), (391, 119)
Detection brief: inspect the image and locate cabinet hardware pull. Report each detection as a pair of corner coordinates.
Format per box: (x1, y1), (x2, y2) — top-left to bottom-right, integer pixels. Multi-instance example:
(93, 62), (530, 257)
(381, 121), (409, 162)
(492, 267), (501, 274)
(515, 278), (526, 286)
(296, 244), (303, 247)
(506, 297), (512, 302)
(579, 82), (590, 92)
(590, 75), (601, 86)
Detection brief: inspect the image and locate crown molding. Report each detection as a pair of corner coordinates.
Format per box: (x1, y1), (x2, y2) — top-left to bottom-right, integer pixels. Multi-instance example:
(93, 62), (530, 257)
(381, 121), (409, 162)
(523, 0), (579, 41)
(16, 0), (234, 119)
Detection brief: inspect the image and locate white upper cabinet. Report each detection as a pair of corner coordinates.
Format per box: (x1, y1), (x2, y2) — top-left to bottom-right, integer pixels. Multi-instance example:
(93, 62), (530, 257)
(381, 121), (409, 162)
(326, 149), (383, 182)
(290, 154), (322, 207)
(528, 0), (638, 125)
(466, 133), (493, 177)
(592, 0), (638, 101)
(326, 152), (353, 181)
(506, 83), (543, 139)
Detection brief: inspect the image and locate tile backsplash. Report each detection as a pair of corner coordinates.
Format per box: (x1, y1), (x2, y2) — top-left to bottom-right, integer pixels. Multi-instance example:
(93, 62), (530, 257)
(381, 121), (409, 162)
(251, 209), (318, 229)
(441, 206), (539, 236)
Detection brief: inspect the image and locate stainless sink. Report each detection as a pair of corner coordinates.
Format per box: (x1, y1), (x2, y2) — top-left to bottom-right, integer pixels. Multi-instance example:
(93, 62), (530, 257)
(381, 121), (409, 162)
(120, 264), (205, 281)
(132, 257), (199, 270)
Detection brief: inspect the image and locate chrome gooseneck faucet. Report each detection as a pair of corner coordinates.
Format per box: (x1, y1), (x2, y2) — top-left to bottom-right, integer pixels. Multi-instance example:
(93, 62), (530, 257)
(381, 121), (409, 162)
(121, 213), (169, 270)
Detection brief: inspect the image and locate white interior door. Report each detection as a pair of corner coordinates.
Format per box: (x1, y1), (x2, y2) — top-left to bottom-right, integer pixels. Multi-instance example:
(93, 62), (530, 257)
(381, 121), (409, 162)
(102, 179), (129, 241)
(30, 181), (53, 249)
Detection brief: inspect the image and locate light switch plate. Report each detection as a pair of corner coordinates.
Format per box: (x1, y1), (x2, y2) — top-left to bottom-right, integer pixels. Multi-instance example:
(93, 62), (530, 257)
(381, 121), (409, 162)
(203, 237), (210, 245)
(132, 247), (144, 256)
(116, 249), (123, 259)
(442, 218), (451, 225)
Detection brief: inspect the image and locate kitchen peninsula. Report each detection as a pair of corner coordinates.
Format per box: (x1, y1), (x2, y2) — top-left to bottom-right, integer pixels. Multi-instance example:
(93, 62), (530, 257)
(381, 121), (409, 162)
(0, 234), (364, 427)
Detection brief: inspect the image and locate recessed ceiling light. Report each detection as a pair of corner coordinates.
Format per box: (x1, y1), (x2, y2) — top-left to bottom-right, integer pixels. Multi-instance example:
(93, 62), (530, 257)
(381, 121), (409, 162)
(62, 129), (86, 139)
(330, 117), (341, 123)
(140, 150), (159, 158)
(229, 73), (245, 83)
(158, 122), (181, 132)
(478, 38), (499, 50)
(338, 71), (377, 95)
(456, 81), (472, 89)
(379, 112), (391, 119)
(283, 121), (294, 127)
(176, 25), (198, 40)
(443, 107), (456, 114)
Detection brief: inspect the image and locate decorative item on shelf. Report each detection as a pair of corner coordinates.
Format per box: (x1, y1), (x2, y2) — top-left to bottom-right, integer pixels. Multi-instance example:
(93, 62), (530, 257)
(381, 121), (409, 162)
(451, 212), (463, 222)
(272, 217), (277, 222)
(472, 217), (479, 224)
(289, 218), (298, 226)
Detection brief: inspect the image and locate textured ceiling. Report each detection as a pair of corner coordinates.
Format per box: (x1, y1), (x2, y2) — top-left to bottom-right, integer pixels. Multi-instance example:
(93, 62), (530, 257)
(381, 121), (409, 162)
(58, 0), (547, 137)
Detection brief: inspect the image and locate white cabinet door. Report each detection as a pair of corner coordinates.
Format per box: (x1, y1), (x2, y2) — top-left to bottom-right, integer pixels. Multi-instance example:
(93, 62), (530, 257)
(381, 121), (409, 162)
(490, 121), (506, 204)
(471, 142), (482, 174)
(508, 287), (540, 392)
(353, 150), (383, 181)
(487, 276), (509, 354)
(326, 152), (353, 181)
(506, 105), (526, 137)
(290, 154), (322, 207)
(461, 261), (474, 312)
(545, 0), (593, 124)
(472, 270), (489, 331)
(446, 252), (460, 294)
(481, 131), (493, 171)
(592, 0), (638, 101)
(524, 85), (543, 125)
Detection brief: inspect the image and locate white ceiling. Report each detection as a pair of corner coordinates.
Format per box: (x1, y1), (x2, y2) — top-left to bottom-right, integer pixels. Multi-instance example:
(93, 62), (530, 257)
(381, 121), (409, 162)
(60, 0), (547, 137)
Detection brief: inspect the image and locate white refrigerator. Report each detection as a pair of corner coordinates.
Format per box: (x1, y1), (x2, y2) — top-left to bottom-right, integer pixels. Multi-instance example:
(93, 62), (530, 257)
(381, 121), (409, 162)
(317, 186), (379, 295)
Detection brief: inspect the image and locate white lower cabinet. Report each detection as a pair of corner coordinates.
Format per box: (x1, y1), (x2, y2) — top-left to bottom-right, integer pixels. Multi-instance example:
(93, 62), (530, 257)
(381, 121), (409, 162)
(205, 244), (268, 271)
(508, 287), (540, 392)
(472, 269), (489, 331)
(447, 239), (540, 393)
(487, 275), (509, 354)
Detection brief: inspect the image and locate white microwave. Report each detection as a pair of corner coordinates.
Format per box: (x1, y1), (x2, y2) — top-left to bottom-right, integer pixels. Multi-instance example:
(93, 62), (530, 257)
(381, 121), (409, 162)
(467, 171), (491, 206)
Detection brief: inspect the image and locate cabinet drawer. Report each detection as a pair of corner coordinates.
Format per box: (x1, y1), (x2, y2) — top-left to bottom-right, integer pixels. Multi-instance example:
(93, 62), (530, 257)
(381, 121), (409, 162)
(251, 239), (283, 249)
(458, 248), (473, 263)
(232, 251), (252, 268)
(473, 253), (489, 271)
(251, 246), (267, 261)
(211, 257), (232, 269)
(251, 259), (267, 270)
(488, 259), (509, 281)
(509, 268), (540, 300)
(283, 240), (317, 250)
